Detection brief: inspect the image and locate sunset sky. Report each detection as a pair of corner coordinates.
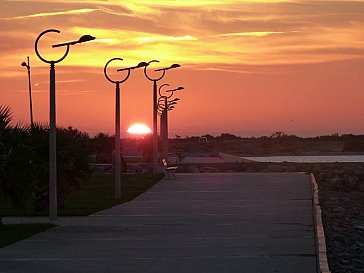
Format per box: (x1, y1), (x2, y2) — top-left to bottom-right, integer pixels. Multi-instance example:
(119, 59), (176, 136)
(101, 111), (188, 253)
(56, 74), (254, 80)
(1, 0), (364, 137)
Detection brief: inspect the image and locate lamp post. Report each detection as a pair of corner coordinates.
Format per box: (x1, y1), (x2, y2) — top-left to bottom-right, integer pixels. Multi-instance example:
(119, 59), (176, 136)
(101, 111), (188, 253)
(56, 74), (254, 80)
(144, 61), (181, 173)
(161, 100), (179, 160)
(157, 84), (183, 160)
(157, 97), (167, 158)
(104, 58), (147, 198)
(35, 29), (95, 220)
(21, 56), (34, 129)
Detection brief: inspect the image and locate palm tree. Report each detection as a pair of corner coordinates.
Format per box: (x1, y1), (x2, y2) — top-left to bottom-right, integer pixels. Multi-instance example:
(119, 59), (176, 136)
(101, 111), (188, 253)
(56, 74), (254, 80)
(27, 125), (93, 210)
(0, 105), (38, 224)
(0, 105), (93, 219)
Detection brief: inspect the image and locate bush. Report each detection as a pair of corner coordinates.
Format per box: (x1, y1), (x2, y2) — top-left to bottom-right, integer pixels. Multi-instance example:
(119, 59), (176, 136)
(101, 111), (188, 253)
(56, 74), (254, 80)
(0, 105), (94, 217)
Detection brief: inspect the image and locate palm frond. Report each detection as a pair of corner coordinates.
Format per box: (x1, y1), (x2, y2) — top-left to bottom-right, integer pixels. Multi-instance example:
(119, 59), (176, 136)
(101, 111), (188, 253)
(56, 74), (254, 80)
(0, 105), (12, 137)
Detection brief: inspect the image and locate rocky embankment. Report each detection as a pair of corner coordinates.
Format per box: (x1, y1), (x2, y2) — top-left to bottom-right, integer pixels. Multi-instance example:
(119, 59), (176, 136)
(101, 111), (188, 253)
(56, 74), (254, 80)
(314, 164), (364, 273)
(180, 161), (364, 272)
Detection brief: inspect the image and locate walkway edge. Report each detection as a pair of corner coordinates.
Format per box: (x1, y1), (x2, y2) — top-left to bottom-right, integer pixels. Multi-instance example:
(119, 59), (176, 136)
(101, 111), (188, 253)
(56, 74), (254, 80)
(310, 173), (331, 273)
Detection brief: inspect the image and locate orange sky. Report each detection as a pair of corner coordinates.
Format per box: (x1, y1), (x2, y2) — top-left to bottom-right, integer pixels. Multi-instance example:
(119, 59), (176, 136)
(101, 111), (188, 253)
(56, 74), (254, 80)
(1, 0), (364, 137)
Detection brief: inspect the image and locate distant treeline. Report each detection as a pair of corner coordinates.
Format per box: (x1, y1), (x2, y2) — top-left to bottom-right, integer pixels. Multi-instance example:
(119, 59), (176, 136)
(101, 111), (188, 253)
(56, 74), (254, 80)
(170, 132), (364, 154)
(172, 132), (364, 141)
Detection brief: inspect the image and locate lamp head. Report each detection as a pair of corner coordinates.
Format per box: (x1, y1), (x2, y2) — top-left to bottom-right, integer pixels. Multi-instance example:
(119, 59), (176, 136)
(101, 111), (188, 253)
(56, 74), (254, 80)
(21, 62), (27, 67)
(77, 35), (96, 44)
(166, 86), (183, 93)
(53, 34), (95, 47)
(148, 60), (159, 64)
(170, 63), (180, 69)
(155, 63), (180, 72)
(117, 61), (148, 71)
(137, 62), (148, 68)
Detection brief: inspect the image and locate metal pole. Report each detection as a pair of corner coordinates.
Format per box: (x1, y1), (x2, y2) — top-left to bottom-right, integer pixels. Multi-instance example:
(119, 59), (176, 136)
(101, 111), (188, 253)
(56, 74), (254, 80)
(159, 113), (164, 145)
(152, 80), (158, 173)
(27, 57), (34, 129)
(165, 107), (169, 161)
(35, 29), (94, 221)
(49, 62), (57, 220)
(160, 110), (166, 159)
(115, 82), (121, 198)
(162, 99), (168, 160)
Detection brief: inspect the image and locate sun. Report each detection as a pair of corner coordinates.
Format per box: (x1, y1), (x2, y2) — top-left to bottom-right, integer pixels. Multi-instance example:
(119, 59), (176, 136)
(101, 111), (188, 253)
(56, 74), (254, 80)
(127, 123), (152, 135)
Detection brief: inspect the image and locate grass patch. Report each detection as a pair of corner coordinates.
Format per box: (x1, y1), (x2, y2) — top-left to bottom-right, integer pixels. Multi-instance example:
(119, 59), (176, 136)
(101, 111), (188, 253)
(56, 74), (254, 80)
(59, 173), (164, 216)
(1, 173), (164, 217)
(0, 223), (55, 248)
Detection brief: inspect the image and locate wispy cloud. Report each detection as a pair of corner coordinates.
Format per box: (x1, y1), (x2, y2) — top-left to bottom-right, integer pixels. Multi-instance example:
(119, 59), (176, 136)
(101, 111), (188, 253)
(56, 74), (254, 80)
(1, 0), (364, 71)
(34, 79), (85, 86)
(216, 31), (286, 37)
(135, 35), (198, 42)
(2, 8), (98, 20)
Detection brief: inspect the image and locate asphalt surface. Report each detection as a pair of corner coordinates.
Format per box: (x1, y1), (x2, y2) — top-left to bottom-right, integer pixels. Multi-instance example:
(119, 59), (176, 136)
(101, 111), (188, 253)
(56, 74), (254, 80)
(0, 173), (317, 273)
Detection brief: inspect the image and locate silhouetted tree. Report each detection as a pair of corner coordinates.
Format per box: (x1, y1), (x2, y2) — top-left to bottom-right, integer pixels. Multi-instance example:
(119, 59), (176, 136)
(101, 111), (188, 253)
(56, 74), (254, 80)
(28, 125), (93, 210)
(92, 133), (114, 163)
(217, 133), (240, 141)
(138, 135), (152, 162)
(201, 134), (214, 141)
(0, 105), (39, 224)
(0, 104), (94, 216)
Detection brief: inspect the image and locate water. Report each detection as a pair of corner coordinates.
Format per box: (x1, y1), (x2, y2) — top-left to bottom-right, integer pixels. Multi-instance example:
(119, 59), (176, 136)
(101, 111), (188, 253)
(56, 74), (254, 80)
(244, 155), (364, 163)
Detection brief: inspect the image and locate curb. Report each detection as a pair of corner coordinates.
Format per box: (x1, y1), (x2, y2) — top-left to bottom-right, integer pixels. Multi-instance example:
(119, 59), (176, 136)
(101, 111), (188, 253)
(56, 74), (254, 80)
(310, 173), (331, 273)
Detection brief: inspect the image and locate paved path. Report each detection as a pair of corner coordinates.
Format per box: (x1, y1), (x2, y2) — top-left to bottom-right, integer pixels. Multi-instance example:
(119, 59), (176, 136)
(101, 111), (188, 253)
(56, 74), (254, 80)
(0, 173), (317, 273)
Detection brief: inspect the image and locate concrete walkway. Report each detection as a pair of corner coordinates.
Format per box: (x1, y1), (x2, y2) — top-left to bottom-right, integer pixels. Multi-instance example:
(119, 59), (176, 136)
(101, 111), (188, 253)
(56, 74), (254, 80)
(0, 173), (317, 273)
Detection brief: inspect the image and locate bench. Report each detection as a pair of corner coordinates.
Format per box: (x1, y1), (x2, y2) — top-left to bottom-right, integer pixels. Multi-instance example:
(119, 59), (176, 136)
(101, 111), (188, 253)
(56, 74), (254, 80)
(161, 159), (178, 180)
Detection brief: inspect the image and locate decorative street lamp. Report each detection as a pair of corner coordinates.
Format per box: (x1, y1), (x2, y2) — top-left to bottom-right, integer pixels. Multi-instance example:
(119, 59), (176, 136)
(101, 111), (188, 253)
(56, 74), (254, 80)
(144, 61), (181, 173)
(157, 84), (184, 160)
(104, 58), (147, 198)
(21, 56), (34, 129)
(35, 29), (95, 220)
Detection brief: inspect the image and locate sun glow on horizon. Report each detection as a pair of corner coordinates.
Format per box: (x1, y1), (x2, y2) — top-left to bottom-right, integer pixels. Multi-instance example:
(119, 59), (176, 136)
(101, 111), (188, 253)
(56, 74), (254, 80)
(127, 123), (152, 135)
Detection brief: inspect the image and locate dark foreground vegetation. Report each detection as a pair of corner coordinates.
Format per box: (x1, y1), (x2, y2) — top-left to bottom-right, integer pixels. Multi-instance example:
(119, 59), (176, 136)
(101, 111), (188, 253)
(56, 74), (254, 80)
(2, 173), (163, 217)
(0, 105), (93, 223)
(59, 173), (163, 216)
(0, 105), (162, 223)
(0, 223), (55, 248)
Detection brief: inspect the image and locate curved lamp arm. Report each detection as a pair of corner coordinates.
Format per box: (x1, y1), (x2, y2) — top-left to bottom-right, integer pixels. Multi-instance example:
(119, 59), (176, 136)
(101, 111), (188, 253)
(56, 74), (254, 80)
(144, 60), (166, 82)
(157, 96), (167, 105)
(158, 83), (171, 97)
(104, 58), (131, 84)
(35, 29), (70, 64)
(160, 85), (184, 99)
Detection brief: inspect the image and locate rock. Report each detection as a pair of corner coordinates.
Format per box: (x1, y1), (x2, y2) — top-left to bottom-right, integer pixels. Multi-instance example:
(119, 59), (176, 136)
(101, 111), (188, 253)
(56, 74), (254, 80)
(265, 164), (283, 172)
(356, 183), (364, 192)
(186, 165), (200, 173)
(283, 165), (297, 172)
(340, 259), (351, 265)
(348, 164), (364, 176)
(330, 207), (344, 214)
(333, 167), (345, 175)
(330, 177), (344, 190)
(200, 166), (220, 173)
(317, 172), (329, 181)
(343, 175), (359, 191)
(312, 166), (324, 173)
(316, 173), (327, 181)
